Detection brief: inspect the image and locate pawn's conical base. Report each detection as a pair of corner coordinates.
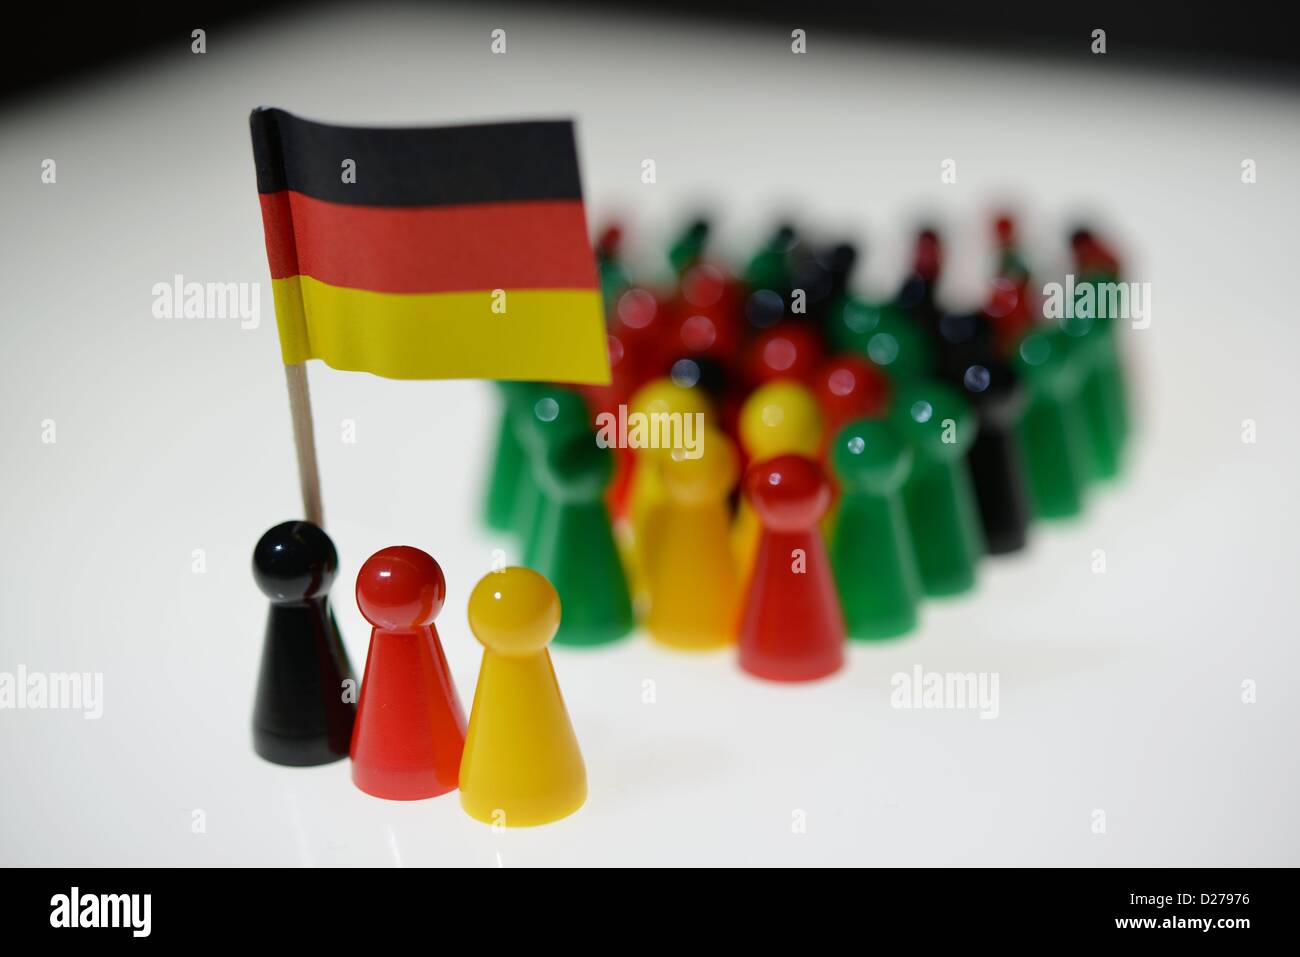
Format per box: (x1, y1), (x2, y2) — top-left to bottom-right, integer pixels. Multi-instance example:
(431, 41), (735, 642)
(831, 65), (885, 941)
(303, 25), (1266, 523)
(536, 501), (634, 647)
(251, 600), (355, 768)
(459, 650), (587, 827)
(253, 727), (349, 767)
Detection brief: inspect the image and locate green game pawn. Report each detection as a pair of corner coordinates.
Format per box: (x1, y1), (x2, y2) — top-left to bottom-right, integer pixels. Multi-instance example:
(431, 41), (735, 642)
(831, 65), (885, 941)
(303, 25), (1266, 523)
(532, 430), (634, 647)
(483, 382), (532, 533)
(1077, 272), (1132, 456)
(667, 218), (709, 276)
(1059, 311), (1123, 481)
(1013, 330), (1093, 519)
(506, 383), (546, 540)
(829, 418), (924, 639)
(889, 380), (985, 597)
(519, 388), (592, 568)
(744, 224), (797, 292)
(828, 297), (933, 385)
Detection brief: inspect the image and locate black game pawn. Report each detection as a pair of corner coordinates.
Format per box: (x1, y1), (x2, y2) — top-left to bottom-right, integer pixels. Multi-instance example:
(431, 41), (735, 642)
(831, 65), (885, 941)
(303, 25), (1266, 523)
(822, 242), (858, 301)
(669, 355), (729, 403)
(932, 310), (1029, 553)
(743, 288), (787, 335)
(951, 359), (1032, 555)
(895, 226), (945, 339)
(252, 520), (357, 766)
(934, 310), (997, 380)
(791, 241), (858, 330)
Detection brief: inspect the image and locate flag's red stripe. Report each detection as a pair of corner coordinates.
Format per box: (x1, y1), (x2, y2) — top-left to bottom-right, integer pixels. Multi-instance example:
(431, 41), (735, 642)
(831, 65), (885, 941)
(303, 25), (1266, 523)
(257, 192), (597, 293)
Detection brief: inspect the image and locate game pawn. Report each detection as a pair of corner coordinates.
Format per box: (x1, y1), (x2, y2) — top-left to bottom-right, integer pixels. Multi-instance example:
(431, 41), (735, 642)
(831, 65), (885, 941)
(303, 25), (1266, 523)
(625, 377), (714, 601)
(252, 521), (357, 766)
(889, 380), (985, 596)
(788, 240), (857, 331)
(953, 358), (1032, 554)
(518, 386), (592, 568)
(828, 419), (924, 640)
(813, 353), (890, 443)
(1068, 225), (1131, 460)
(895, 226), (945, 339)
(350, 546), (466, 800)
(984, 214), (1037, 353)
(743, 321), (824, 389)
(505, 382), (546, 540)
(460, 567), (587, 827)
(1013, 330), (1093, 519)
(532, 428), (634, 647)
(827, 296), (934, 385)
(482, 381), (533, 534)
(934, 312), (1032, 554)
(742, 223), (799, 299)
(666, 216), (711, 276)
(738, 455), (846, 682)
(645, 426), (740, 650)
(662, 261), (742, 373)
(734, 380), (825, 576)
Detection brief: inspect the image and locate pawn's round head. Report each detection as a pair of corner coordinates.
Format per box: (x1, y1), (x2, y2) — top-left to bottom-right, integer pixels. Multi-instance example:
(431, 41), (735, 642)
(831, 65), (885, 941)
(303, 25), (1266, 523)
(668, 355), (727, 401)
(628, 377), (713, 424)
(522, 388), (591, 452)
(956, 359), (1025, 427)
(830, 301), (931, 383)
(744, 454), (832, 531)
(823, 241), (858, 281)
(739, 380), (823, 460)
(936, 311), (992, 357)
(658, 426), (737, 505)
(831, 419), (912, 495)
(890, 380), (977, 462)
(252, 520), (338, 603)
(355, 546), (446, 630)
(1014, 330), (1083, 398)
(745, 323), (823, 385)
(814, 354), (890, 429)
(468, 567), (561, 656)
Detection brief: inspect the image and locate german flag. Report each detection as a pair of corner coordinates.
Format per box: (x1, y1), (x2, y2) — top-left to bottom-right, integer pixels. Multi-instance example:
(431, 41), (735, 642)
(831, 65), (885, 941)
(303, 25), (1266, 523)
(250, 108), (609, 384)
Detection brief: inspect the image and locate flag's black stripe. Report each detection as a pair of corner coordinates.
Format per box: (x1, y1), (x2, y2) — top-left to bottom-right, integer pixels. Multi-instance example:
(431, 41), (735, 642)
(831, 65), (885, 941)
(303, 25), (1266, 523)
(250, 108), (583, 207)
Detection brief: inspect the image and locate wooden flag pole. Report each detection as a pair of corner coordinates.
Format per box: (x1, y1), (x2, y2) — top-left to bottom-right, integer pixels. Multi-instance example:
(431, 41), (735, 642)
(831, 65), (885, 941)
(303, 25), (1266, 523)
(283, 362), (324, 527)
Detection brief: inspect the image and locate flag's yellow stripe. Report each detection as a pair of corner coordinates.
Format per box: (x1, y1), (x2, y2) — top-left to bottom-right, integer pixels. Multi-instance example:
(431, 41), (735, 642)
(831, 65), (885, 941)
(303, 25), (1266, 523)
(272, 275), (610, 384)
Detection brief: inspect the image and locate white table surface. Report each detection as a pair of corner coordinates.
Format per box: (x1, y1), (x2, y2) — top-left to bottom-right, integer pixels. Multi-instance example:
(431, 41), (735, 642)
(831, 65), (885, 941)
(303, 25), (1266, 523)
(2, 2), (1298, 866)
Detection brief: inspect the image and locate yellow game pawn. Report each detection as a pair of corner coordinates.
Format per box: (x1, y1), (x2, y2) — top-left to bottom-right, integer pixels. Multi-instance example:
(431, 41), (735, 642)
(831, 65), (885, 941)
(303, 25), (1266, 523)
(460, 567), (586, 827)
(625, 378), (714, 605)
(734, 381), (825, 574)
(646, 426), (740, 650)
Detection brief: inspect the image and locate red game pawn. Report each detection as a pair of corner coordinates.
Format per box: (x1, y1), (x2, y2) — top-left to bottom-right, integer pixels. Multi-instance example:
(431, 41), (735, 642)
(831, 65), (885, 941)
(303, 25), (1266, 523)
(738, 455), (846, 682)
(610, 286), (664, 388)
(813, 354), (890, 439)
(1070, 227), (1121, 276)
(668, 262), (743, 362)
(350, 546), (467, 801)
(744, 322), (824, 387)
(984, 214), (1036, 353)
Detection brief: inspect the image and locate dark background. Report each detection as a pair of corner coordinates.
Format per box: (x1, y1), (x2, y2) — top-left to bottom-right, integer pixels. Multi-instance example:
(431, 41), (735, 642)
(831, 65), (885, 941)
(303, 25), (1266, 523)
(6, 1), (1299, 105)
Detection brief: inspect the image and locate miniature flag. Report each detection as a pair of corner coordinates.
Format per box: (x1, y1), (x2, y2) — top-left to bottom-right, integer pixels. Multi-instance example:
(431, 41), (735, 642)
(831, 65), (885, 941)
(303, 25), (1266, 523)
(250, 108), (609, 384)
